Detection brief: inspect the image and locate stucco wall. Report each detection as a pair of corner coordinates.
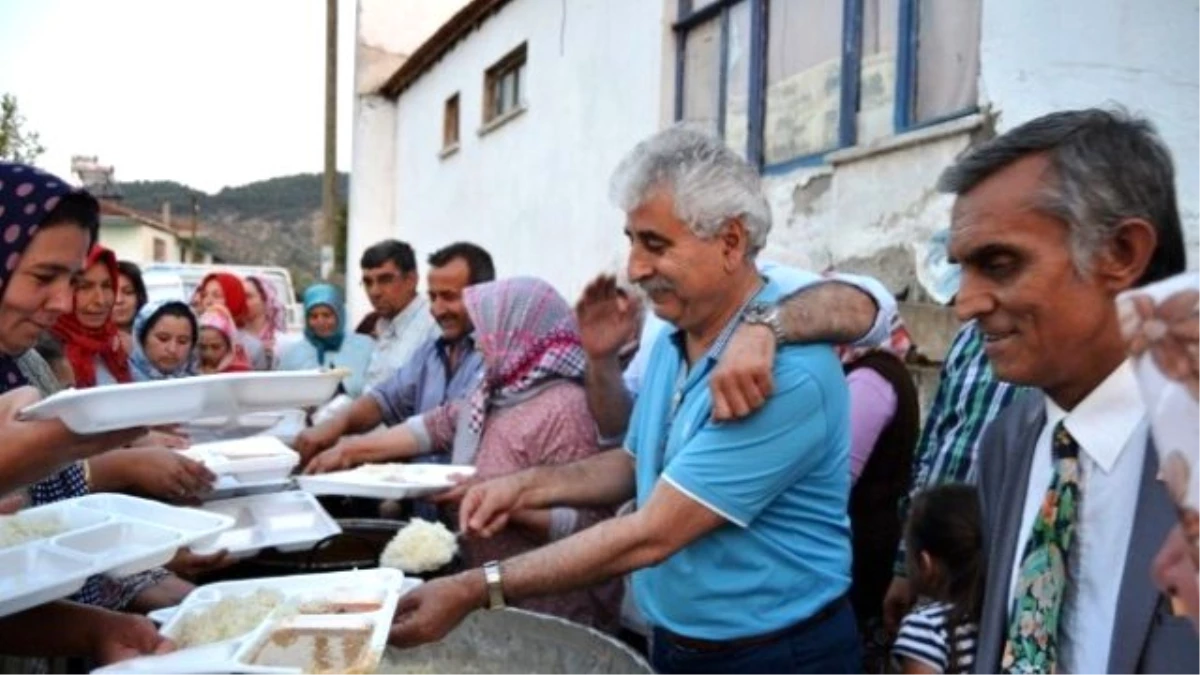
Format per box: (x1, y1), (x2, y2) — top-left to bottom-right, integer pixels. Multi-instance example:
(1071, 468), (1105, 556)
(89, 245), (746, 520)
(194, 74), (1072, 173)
(389, 0), (669, 303)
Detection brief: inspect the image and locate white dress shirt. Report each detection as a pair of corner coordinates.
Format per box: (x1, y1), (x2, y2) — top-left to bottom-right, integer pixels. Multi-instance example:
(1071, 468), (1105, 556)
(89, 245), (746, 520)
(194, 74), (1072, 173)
(1006, 360), (1148, 674)
(363, 295), (439, 390)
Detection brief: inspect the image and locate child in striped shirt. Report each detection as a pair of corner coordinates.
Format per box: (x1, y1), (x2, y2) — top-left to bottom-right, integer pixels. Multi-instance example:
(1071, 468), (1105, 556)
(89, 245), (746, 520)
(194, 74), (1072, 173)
(892, 484), (984, 674)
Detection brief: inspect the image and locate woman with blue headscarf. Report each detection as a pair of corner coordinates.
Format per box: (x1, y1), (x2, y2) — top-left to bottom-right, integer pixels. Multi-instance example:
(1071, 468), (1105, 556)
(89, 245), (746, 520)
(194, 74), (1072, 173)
(277, 284), (375, 397)
(128, 300), (198, 381)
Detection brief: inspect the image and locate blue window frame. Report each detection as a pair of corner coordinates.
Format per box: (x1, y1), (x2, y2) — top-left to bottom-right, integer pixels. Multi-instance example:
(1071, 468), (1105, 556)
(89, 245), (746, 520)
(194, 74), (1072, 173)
(674, 0), (980, 173)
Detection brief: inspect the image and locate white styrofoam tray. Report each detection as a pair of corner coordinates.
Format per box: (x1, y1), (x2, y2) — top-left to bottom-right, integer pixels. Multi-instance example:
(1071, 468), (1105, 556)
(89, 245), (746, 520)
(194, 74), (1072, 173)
(206, 475), (293, 501)
(192, 491), (341, 559)
(96, 569), (417, 675)
(0, 494), (234, 618)
(18, 370), (343, 434)
(183, 410), (307, 446)
(179, 437), (300, 484)
(296, 463), (477, 500)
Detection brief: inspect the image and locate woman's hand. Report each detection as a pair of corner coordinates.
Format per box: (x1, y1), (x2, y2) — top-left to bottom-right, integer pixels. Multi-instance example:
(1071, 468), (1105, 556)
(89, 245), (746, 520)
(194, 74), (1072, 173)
(112, 448), (216, 504)
(166, 548), (235, 581)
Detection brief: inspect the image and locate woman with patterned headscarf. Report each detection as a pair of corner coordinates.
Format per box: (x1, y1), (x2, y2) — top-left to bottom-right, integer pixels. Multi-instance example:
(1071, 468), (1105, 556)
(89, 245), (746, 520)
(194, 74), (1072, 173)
(242, 275), (287, 368)
(197, 305), (252, 374)
(277, 283), (374, 396)
(305, 277), (620, 632)
(0, 162), (177, 663)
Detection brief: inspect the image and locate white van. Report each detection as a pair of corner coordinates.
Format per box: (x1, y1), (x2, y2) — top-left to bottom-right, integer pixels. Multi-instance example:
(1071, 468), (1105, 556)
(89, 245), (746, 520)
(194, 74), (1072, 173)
(140, 263), (304, 333)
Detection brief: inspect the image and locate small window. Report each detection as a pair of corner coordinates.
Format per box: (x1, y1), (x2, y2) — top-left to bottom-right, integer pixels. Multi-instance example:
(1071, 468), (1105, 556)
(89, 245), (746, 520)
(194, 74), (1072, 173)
(443, 93), (460, 149)
(152, 237), (167, 262)
(484, 43), (527, 124)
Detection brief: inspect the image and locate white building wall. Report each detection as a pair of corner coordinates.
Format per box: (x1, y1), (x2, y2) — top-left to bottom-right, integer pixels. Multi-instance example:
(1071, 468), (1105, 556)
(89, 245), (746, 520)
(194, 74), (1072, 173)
(391, 0), (668, 301)
(347, 0), (469, 321)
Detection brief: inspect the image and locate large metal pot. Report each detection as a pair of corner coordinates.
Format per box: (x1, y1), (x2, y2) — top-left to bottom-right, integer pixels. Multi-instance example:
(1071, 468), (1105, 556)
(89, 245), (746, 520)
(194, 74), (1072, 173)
(377, 609), (652, 674)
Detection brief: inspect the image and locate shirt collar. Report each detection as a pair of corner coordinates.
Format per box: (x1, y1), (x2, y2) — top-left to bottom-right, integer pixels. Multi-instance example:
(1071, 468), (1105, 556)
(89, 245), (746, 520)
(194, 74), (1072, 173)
(667, 277), (770, 366)
(378, 296), (429, 336)
(1044, 359), (1146, 474)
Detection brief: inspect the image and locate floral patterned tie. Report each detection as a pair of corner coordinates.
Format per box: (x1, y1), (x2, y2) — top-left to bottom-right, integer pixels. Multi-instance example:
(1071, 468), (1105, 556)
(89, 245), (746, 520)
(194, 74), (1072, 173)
(1001, 421), (1081, 674)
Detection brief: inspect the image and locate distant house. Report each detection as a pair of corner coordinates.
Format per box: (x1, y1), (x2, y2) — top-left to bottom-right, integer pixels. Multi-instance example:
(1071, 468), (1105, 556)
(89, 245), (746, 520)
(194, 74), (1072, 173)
(98, 199), (216, 265)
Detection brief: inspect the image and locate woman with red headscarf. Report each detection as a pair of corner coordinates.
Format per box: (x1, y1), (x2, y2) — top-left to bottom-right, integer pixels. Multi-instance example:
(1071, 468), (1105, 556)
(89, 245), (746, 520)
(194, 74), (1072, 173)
(193, 271), (268, 370)
(50, 246), (132, 387)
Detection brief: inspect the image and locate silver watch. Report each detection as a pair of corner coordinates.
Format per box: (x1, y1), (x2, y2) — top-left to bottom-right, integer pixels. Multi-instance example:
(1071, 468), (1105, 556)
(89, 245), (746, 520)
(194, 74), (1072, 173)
(483, 560), (506, 610)
(743, 302), (786, 343)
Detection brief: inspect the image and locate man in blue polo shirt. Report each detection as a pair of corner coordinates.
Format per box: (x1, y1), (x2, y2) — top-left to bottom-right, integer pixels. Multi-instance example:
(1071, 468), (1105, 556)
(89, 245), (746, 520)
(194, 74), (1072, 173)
(386, 126), (859, 673)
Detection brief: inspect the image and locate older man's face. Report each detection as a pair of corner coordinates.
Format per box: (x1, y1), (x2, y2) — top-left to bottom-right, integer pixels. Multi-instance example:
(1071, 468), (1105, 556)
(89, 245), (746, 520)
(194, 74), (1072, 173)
(948, 153), (1124, 398)
(623, 190), (741, 332)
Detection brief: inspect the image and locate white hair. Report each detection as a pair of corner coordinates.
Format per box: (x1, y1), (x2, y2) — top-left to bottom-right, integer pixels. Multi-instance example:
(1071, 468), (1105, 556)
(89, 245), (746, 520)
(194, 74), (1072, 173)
(608, 124), (772, 257)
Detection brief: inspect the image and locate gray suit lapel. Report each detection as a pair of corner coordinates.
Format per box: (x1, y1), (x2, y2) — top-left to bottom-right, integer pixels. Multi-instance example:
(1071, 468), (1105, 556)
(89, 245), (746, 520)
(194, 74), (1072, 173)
(977, 393), (1047, 673)
(1108, 442), (1174, 674)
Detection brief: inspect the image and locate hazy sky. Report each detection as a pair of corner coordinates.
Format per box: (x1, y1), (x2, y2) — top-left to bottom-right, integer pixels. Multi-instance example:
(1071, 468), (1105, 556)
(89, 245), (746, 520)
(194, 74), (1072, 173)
(0, 0), (358, 193)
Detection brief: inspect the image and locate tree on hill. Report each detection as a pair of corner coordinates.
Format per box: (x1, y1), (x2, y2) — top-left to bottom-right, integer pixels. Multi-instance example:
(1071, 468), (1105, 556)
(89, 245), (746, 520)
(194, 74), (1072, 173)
(0, 94), (45, 163)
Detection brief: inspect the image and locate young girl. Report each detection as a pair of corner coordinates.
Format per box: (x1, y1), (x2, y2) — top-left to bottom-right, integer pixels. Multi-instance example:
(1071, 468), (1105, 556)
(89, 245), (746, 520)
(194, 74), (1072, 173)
(892, 484), (985, 674)
(197, 306), (251, 374)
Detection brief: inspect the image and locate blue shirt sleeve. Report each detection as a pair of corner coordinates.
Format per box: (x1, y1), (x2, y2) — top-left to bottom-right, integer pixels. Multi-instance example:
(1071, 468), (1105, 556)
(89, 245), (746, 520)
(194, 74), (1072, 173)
(662, 356), (833, 527)
(368, 350), (423, 426)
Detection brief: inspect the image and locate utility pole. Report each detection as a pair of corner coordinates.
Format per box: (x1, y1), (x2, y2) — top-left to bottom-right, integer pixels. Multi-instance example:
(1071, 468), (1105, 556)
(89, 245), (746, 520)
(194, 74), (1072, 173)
(321, 0), (338, 280)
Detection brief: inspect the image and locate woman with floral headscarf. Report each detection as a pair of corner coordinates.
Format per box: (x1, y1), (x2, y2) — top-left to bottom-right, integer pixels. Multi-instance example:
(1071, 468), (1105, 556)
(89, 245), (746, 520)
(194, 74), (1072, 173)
(49, 245), (132, 387)
(306, 277), (620, 632)
(0, 162), (178, 663)
(277, 284), (374, 397)
(243, 275), (286, 368)
(193, 271), (269, 370)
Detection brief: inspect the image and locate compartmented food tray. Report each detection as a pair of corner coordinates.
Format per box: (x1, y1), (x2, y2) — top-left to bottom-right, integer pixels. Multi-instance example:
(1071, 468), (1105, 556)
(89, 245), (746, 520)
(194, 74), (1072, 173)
(296, 464), (477, 500)
(192, 492), (341, 559)
(0, 494), (234, 617)
(179, 437), (300, 484)
(96, 569), (417, 674)
(19, 370), (343, 434)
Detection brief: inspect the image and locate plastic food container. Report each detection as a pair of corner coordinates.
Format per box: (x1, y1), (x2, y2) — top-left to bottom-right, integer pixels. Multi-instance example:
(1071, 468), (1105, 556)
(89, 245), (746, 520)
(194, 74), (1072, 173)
(296, 464), (477, 500)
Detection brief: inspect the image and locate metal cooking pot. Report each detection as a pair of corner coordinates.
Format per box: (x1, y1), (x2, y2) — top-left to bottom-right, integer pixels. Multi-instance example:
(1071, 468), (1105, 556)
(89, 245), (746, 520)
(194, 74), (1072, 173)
(377, 608), (652, 674)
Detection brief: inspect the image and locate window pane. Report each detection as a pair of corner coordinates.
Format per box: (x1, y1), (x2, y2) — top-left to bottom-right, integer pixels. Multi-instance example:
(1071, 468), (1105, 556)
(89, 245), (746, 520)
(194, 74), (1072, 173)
(514, 63), (524, 107)
(686, 0), (722, 14)
(500, 72), (514, 115)
(915, 0), (981, 122)
(723, 1), (751, 158)
(682, 16), (720, 134)
(764, 0), (844, 164)
(858, 0), (899, 143)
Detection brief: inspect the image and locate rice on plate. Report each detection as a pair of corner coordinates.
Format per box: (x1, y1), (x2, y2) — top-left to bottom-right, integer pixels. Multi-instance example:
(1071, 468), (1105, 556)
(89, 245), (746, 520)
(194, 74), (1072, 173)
(0, 513), (65, 548)
(379, 519), (458, 574)
(171, 589), (287, 647)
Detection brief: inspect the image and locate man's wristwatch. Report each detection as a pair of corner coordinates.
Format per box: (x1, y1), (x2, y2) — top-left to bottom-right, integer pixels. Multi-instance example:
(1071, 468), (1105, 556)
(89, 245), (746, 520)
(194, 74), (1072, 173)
(743, 302), (786, 343)
(483, 560), (506, 610)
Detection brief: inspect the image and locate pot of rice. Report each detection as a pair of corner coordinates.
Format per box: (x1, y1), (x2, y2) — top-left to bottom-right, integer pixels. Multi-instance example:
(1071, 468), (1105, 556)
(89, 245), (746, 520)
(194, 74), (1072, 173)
(377, 608), (652, 674)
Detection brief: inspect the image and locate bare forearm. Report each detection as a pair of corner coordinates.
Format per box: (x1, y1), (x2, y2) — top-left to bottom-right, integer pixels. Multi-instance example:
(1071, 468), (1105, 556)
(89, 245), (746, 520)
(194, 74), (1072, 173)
(778, 280), (879, 344)
(519, 449), (636, 510)
(86, 449), (134, 492)
(467, 511), (660, 604)
(584, 356), (634, 440)
(345, 397), (385, 435)
(348, 424), (422, 464)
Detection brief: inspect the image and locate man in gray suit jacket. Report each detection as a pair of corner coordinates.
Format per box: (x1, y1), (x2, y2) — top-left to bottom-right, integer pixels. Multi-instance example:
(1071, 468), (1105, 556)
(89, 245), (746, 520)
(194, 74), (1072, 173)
(939, 108), (1198, 674)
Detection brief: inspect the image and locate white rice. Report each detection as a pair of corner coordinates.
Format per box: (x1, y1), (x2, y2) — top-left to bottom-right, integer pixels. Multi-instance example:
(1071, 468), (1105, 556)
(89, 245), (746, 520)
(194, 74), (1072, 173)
(172, 589), (286, 647)
(379, 519), (458, 574)
(0, 513), (65, 548)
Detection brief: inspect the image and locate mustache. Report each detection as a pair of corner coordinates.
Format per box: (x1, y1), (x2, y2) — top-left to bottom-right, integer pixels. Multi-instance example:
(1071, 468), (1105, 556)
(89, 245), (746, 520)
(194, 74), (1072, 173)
(635, 276), (676, 300)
